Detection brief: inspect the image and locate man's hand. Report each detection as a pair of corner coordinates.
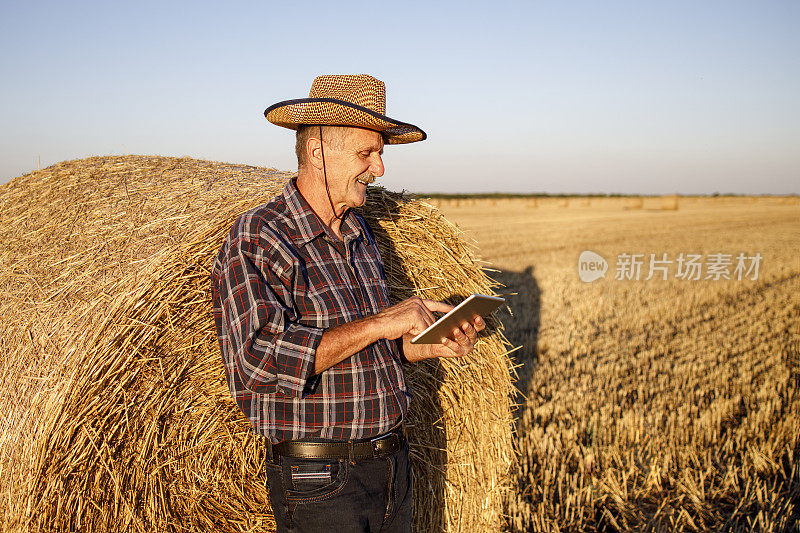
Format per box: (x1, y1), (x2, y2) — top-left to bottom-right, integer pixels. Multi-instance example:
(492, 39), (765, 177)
(316, 297), (487, 374)
(372, 296), (486, 363)
(400, 314), (485, 363)
(373, 296), (455, 339)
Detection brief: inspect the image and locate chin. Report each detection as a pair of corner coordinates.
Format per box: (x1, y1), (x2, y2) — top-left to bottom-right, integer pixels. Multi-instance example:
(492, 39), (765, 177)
(350, 193), (368, 208)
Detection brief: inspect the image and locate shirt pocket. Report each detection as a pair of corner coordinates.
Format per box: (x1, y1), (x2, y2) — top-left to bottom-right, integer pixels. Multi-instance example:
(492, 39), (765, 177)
(357, 274), (391, 313)
(296, 261), (352, 328)
(300, 282), (354, 328)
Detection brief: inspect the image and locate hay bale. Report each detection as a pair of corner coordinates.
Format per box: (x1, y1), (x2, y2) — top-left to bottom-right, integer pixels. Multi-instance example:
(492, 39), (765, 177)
(0, 156), (516, 532)
(624, 197), (643, 210)
(660, 194), (679, 210)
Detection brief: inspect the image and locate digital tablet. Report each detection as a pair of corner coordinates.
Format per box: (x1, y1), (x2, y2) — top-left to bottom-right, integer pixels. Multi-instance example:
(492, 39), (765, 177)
(410, 294), (505, 344)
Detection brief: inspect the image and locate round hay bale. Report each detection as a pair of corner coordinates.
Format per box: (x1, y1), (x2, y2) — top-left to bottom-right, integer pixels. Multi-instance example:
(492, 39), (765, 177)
(0, 156), (517, 532)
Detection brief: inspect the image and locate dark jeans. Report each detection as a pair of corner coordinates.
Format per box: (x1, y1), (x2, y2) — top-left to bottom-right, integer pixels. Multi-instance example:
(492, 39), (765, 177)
(265, 439), (412, 532)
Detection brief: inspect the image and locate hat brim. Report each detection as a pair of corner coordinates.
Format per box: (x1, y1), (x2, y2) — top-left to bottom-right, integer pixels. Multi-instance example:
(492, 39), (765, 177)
(264, 98), (426, 144)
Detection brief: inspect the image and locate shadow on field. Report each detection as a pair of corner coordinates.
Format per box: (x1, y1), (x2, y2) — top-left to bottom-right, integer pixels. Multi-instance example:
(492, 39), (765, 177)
(492, 266), (541, 425)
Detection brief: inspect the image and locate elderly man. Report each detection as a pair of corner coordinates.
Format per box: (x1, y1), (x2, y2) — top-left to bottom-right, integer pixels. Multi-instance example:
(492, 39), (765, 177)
(211, 74), (484, 532)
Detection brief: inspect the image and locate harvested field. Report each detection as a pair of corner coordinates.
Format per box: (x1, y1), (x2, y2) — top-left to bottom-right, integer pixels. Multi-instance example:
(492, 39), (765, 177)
(436, 196), (800, 532)
(0, 156), (516, 532)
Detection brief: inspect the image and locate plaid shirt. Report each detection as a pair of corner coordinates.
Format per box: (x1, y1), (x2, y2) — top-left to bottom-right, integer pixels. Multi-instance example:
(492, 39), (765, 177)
(211, 178), (410, 443)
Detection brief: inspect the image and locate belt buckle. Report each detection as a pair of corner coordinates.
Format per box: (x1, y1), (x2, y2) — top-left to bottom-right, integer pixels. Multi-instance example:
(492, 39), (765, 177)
(372, 440), (381, 457)
(372, 436), (393, 458)
(369, 433), (386, 458)
(372, 433), (399, 457)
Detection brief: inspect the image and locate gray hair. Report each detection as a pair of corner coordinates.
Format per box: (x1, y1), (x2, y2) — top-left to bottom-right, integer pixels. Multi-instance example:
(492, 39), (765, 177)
(295, 125), (349, 170)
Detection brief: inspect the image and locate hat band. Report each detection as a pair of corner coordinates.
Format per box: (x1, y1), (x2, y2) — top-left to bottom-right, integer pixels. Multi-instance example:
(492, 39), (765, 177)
(264, 97), (426, 139)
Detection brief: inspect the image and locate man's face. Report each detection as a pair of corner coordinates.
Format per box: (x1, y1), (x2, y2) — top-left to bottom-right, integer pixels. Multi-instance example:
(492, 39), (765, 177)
(323, 127), (385, 212)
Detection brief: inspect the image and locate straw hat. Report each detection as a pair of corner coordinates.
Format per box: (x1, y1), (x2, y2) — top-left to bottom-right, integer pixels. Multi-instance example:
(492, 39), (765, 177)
(264, 74), (426, 144)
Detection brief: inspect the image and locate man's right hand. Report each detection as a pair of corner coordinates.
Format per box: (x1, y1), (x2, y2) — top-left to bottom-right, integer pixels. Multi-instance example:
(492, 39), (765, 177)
(373, 297), (454, 340)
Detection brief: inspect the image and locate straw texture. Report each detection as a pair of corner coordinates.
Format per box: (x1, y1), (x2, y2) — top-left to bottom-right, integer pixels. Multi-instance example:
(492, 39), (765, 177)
(0, 155), (516, 532)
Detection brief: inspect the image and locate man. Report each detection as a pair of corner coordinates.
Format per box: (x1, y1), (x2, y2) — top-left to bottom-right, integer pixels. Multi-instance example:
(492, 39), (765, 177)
(211, 74), (484, 532)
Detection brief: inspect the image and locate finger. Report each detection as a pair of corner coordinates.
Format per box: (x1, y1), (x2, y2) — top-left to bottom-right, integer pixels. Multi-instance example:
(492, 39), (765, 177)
(420, 299), (454, 314)
(439, 337), (465, 357)
(472, 315), (485, 332)
(460, 321), (478, 344)
(400, 300), (435, 335)
(451, 326), (469, 347)
(407, 297), (436, 324)
(419, 303), (437, 324)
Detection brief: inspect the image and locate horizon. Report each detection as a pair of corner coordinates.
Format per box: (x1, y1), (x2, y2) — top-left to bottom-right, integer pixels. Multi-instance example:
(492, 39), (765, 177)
(1, 1), (798, 194)
(15, 151), (797, 198)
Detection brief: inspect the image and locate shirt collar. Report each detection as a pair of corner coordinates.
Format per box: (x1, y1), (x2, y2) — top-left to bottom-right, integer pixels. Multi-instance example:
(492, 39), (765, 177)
(282, 177), (363, 246)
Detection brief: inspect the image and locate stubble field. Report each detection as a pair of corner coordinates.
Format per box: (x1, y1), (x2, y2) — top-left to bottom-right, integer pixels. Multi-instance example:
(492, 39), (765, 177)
(434, 196), (799, 532)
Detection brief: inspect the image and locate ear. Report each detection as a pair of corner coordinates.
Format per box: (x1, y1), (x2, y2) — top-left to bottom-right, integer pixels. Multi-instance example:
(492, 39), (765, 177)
(306, 135), (324, 171)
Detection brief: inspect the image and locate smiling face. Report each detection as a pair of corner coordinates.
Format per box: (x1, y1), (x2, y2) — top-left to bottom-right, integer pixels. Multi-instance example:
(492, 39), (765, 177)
(322, 127), (385, 213)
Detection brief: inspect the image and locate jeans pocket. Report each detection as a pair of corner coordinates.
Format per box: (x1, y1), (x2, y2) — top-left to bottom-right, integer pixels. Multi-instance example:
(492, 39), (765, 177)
(283, 458), (348, 503)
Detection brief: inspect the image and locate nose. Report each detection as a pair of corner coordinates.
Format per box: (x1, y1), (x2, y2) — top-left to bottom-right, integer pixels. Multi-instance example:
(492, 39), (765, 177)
(369, 153), (384, 178)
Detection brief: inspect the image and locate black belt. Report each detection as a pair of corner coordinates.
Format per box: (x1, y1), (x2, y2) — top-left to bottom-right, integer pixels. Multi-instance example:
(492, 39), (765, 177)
(266, 423), (406, 462)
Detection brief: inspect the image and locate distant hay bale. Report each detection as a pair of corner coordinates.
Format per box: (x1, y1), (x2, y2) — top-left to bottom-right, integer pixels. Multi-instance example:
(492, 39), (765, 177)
(0, 156), (516, 532)
(557, 199), (569, 208)
(625, 197), (643, 210)
(526, 198), (538, 209)
(660, 194), (679, 210)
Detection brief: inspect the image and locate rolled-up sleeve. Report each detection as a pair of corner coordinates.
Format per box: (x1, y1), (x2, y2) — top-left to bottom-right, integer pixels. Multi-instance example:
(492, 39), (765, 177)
(218, 235), (322, 397)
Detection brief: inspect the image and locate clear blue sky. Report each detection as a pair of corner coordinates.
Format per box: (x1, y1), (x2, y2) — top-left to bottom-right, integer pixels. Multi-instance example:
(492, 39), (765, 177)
(1, 1), (798, 194)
